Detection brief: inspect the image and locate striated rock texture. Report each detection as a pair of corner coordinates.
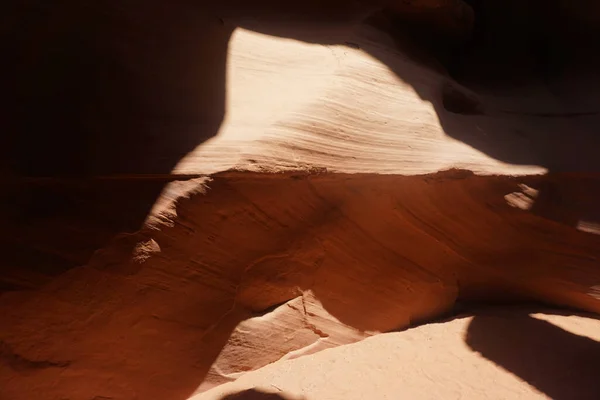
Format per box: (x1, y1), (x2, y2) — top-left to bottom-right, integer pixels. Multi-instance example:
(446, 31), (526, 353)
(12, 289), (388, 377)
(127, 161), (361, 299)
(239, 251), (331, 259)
(1, 0), (600, 399)
(2, 171), (600, 399)
(195, 307), (600, 400)
(197, 291), (372, 392)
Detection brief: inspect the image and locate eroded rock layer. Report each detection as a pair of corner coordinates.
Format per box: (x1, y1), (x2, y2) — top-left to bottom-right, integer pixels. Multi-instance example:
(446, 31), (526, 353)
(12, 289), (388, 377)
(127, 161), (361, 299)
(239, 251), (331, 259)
(2, 0), (600, 399)
(2, 171), (600, 399)
(196, 307), (600, 400)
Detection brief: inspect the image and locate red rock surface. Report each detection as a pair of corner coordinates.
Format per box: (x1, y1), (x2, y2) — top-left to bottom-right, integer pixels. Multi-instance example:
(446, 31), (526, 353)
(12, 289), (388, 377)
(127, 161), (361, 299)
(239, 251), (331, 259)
(2, 171), (600, 399)
(196, 308), (600, 400)
(1, 1), (600, 399)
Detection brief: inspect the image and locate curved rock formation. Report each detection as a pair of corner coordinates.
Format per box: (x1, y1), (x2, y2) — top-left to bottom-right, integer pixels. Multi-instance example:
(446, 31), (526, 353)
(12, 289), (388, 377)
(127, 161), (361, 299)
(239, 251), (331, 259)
(1, 0), (600, 399)
(196, 308), (600, 400)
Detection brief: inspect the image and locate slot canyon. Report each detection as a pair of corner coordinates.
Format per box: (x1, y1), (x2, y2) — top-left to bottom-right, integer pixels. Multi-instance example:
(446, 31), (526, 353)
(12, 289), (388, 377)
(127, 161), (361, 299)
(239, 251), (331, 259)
(2, 0), (600, 399)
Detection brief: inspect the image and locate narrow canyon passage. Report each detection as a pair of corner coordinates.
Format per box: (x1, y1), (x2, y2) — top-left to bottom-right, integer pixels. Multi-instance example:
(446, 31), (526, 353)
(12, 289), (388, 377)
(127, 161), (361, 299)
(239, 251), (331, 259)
(1, 0), (600, 399)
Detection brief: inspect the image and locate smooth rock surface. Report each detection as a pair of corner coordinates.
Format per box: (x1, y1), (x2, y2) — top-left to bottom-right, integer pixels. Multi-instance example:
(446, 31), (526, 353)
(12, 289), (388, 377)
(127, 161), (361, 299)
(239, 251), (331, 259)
(1, 1), (600, 399)
(195, 308), (600, 400)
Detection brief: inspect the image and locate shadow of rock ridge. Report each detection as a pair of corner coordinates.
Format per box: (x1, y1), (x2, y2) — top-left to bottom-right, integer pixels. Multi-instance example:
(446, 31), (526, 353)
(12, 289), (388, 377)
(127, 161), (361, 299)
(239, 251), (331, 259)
(466, 310), (600, 399)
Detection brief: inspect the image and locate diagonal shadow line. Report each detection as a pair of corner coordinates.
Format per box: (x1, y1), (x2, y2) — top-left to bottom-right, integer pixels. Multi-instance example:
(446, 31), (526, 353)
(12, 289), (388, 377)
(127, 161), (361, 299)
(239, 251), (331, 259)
(465, 311), (600, 399)
(219, 388), (301, 400)
(3, 0), (599, 289)
(2, 2), (600, 400)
